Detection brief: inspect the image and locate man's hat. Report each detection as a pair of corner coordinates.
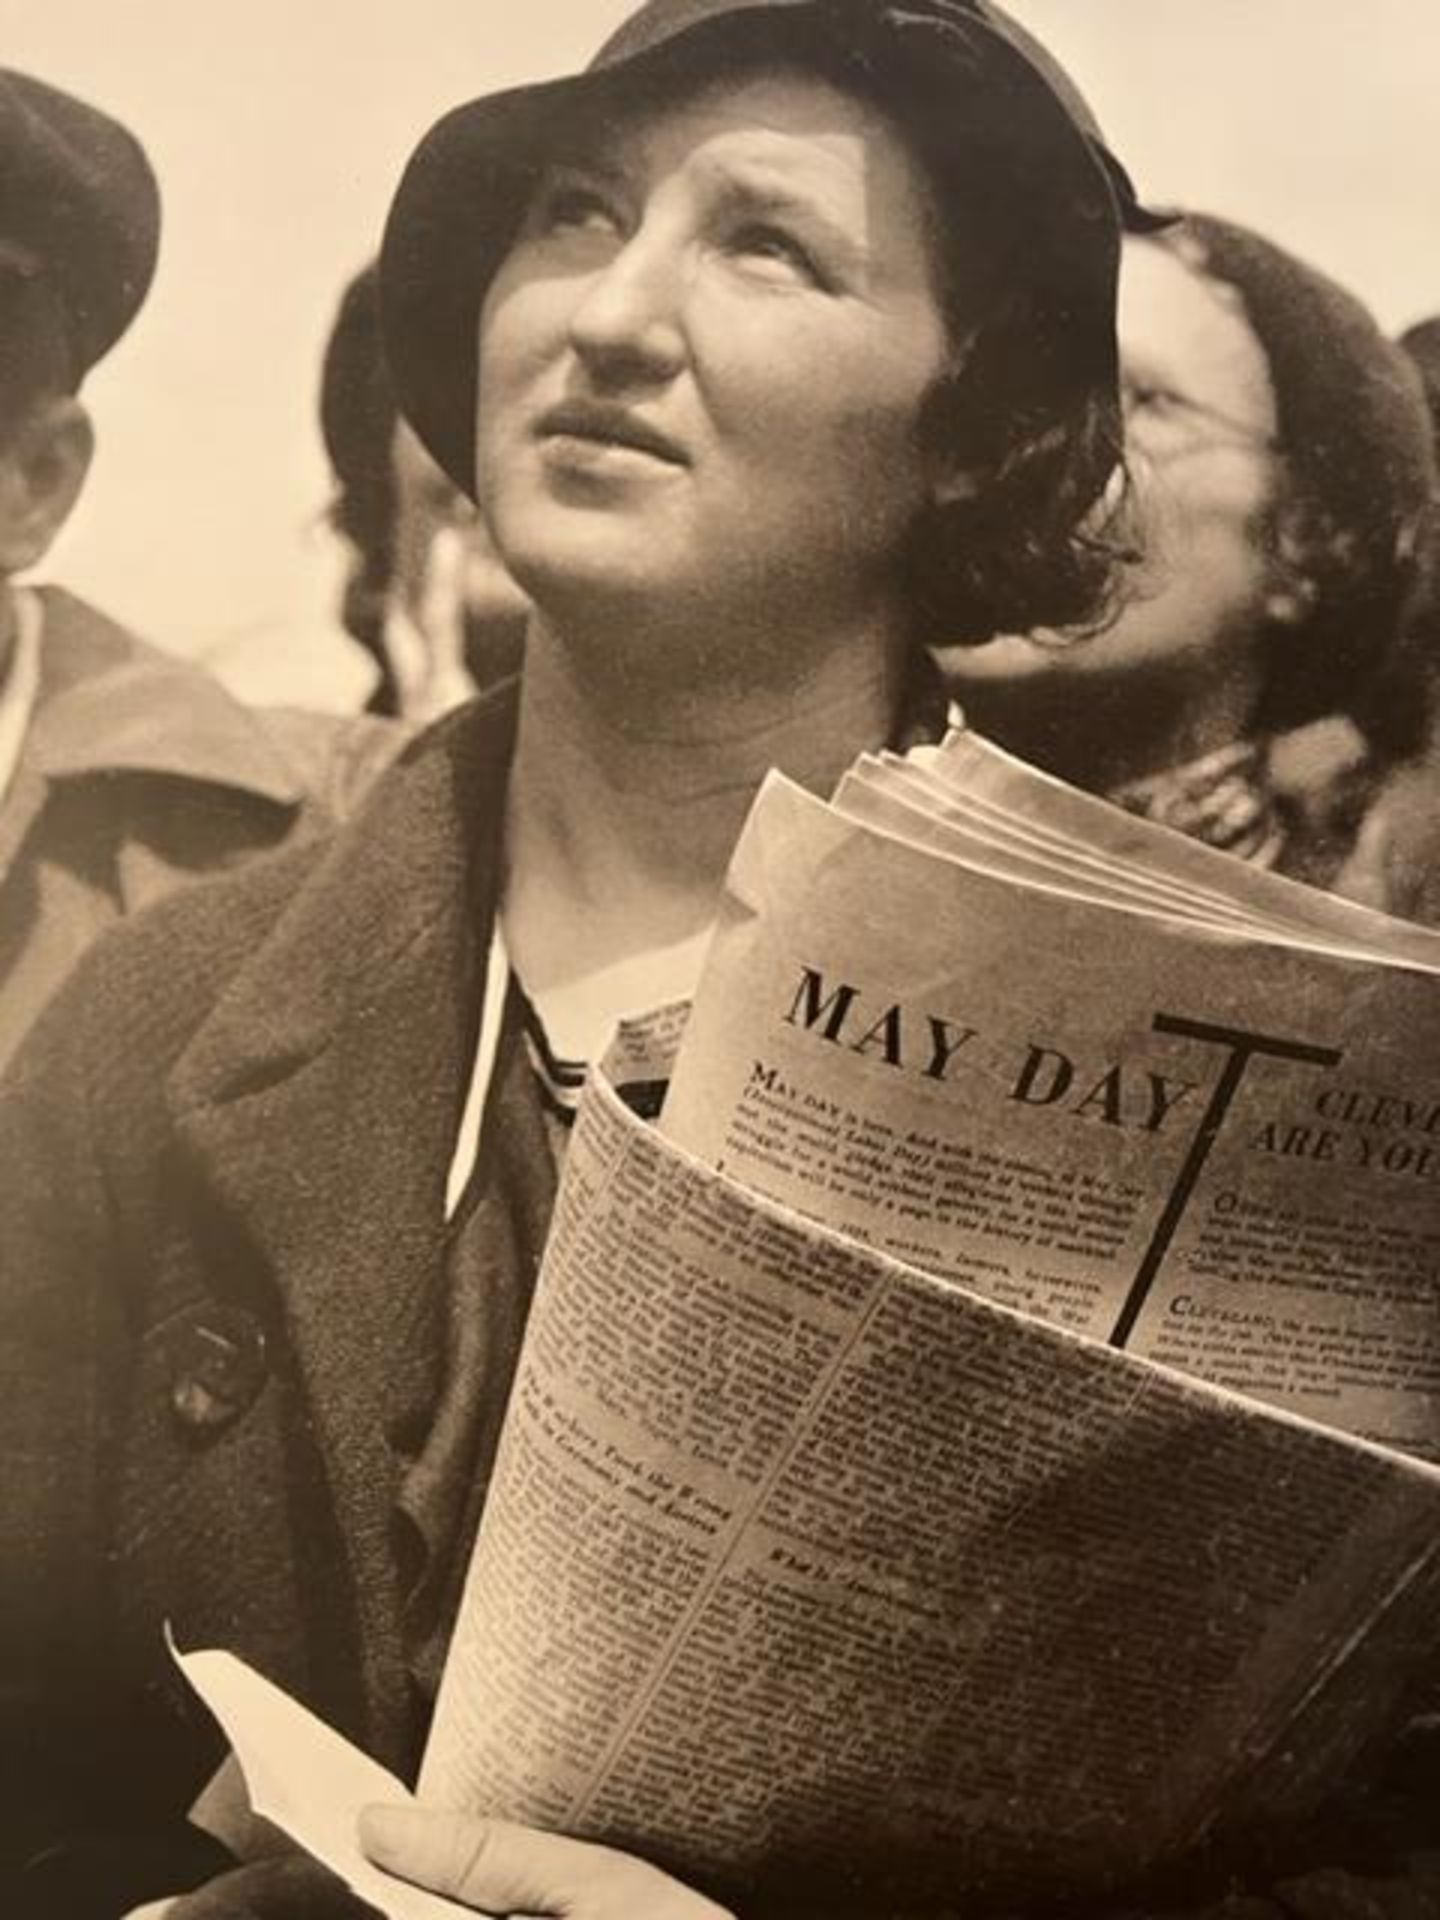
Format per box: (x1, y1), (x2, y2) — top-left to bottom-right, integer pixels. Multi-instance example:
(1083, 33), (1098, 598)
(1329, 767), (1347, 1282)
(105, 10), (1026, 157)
(0, 69), (160, 378)
(380, 0), (1152, 499)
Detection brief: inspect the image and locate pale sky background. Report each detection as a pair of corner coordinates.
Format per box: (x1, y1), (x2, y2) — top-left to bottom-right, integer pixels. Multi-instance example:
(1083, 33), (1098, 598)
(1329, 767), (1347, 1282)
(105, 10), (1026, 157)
(10, 2), (1440, 689)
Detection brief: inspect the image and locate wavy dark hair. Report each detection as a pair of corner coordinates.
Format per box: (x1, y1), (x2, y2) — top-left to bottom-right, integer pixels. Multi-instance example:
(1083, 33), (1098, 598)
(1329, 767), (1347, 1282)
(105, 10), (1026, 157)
(903, 293), (1129, 649)
(318, 262), (405, 711)
(798, 22), (1132, 649)
(318, 266), (397, 638)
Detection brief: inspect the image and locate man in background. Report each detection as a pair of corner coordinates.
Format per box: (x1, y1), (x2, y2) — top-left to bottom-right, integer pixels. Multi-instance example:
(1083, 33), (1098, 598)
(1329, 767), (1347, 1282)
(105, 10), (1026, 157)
(0, 70), (400, 1072)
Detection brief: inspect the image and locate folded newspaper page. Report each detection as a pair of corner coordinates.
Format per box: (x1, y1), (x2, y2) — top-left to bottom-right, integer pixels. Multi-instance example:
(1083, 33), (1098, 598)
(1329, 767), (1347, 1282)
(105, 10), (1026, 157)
(858, 754), (1341, 938)
(415, 1041), (1440, 1911)
(920, 729), (1440, 967)
(663, 773), (1440, 1462)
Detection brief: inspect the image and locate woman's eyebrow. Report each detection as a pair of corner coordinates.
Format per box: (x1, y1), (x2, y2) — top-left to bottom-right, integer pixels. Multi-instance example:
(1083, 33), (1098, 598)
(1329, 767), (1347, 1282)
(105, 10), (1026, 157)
(707, 163), (867, 268)
(536, 145), (630, 190)
(1121, 350), (1183, 396)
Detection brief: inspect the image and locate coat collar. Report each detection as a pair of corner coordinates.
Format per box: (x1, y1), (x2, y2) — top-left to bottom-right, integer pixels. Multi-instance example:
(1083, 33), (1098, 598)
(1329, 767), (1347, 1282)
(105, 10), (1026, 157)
(22, 586), (309, 799)
(167, 682), (519, 1761)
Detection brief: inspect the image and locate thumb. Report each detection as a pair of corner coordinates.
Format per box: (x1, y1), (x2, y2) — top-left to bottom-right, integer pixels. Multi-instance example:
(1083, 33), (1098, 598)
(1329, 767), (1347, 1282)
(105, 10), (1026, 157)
(359, 1803), (604, 1913)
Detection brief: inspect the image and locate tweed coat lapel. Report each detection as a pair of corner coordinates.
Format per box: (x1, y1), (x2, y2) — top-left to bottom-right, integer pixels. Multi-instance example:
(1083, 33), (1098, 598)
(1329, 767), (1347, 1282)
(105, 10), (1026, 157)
(167, 685), (518, 1762)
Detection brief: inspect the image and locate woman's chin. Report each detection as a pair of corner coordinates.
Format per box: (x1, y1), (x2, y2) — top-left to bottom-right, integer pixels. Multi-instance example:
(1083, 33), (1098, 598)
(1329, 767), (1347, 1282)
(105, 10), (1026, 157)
(501, 537), (687, 622)
(933, 633), (1063, 688)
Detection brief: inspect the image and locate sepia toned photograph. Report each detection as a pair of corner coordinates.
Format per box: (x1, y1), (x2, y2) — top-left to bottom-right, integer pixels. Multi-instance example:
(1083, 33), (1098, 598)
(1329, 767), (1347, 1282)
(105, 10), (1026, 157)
(2, 4), (1439, 1917)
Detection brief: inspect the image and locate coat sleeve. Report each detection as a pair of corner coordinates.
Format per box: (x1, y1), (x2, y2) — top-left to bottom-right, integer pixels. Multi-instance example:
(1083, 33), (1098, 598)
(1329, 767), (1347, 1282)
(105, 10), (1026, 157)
(0, 959), (237, 1916)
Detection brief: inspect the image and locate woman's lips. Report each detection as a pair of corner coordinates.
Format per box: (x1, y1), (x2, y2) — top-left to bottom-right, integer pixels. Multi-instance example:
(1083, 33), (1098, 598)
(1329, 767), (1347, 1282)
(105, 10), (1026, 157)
(536, 401), (688, 466)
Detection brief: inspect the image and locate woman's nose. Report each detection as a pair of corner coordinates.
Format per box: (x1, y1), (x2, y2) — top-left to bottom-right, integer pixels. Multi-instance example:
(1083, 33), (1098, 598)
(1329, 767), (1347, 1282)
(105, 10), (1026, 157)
(566, 231), (686, 384)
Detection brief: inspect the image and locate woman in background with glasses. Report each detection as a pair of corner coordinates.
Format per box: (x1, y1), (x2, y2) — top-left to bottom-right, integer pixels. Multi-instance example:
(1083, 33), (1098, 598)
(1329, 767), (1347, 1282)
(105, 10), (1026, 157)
(939, 213), (1439, 911)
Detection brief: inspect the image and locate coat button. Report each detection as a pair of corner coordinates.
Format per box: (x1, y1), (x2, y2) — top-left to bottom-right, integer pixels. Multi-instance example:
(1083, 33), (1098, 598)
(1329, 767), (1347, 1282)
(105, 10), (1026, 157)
(162, 1305), (267, 1434)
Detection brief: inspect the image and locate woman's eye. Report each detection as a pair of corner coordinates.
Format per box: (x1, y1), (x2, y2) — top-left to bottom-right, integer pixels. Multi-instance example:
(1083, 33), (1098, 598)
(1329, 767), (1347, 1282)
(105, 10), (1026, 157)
(728, 223), (824, 287)
(1124, 382), (1182, 420)
(531, 179), (622, 238)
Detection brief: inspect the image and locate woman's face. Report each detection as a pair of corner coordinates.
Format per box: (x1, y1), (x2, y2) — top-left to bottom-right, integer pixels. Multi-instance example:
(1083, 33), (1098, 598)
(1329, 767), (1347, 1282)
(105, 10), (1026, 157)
(473, 68), (954, 669)
(939, 236), (1280, 699)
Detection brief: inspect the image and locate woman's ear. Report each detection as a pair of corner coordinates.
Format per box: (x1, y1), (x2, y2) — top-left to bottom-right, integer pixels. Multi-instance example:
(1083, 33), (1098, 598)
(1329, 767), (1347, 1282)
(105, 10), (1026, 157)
(1264, 505), (1320, 629)
(1263, 578), (1317, 628)
(0, 397), (95, 574)
(922, 339), (988, 511)
(928, 462), (983, 509)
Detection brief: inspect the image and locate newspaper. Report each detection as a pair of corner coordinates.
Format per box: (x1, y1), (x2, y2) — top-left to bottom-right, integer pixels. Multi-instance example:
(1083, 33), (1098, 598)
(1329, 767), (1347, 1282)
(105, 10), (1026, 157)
(909, 730), (1440, 967)
(411, 1042), (1440, 1912)
(664, 768), (1440, 1462)
(182, 739), (1440, 1914)
(182, 1049), (1440, 1904)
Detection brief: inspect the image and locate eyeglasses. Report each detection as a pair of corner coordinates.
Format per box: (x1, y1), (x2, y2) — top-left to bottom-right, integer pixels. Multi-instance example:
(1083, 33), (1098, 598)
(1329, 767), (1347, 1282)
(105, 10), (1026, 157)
(1122, 377), (1280, 464)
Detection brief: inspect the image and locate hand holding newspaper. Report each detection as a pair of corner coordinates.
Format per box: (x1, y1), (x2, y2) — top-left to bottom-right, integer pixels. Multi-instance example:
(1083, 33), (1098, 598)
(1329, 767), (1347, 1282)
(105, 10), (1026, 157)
(183, 732), (1440, 1917)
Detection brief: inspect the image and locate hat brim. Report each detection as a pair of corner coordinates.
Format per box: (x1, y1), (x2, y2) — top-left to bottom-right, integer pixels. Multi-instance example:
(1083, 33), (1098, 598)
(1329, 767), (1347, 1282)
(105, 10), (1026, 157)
(0, 68), (160, 375)
(380, 0), (1124, 498)
(380, 74), (580, 497)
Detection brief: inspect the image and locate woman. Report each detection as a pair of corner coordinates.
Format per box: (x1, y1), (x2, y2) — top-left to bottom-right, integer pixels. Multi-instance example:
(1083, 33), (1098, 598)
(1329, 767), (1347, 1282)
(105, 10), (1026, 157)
(1, 2), (1139, 1914)
(319, 262), (529, 721)
(937, 214), (1439, 909)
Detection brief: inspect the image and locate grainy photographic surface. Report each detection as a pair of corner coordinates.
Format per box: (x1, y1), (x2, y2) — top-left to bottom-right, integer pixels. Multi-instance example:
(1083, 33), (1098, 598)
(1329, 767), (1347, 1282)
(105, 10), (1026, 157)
(3, 5), (1439, 1917)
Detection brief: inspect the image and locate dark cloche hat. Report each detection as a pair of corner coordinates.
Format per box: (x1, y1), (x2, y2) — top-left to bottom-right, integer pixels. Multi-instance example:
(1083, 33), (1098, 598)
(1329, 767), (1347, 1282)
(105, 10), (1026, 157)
(0, 69), (161, 378)
(1398, 317), (1440, 442)
(381, 0), (1155, 499)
